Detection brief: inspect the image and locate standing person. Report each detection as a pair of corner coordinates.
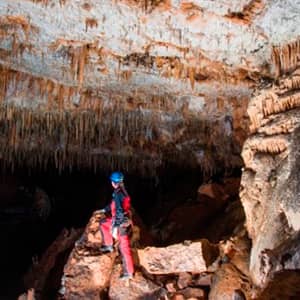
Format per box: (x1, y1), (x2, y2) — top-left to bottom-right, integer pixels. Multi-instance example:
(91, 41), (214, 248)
(98, 171), (134, 280)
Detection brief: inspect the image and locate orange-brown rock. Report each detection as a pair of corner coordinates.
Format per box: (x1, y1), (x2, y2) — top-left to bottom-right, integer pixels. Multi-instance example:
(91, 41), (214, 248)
(63, 251), (117, 299)
(138, 240), (219, 275)
(160, 180), (236, 244)
(200, 200), (245, 243)
(23, 228), (81, 298)
(208, 233), (251, 300)
(132, 209), (155, 247)
(197, 182), (229, 203)
(209, 263), (250, 300)
(193, 273), (213, 287)
(177, 272), (193, 289)
(75, 211), (103, 250)
(222, 177), (241, 198)
(60, 211), (116, 298)
(108, 264), (165, 300)
(178, 287), (206, 299)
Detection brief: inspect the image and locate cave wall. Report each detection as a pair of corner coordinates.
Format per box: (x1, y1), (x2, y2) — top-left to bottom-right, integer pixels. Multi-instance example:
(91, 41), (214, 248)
(240, 39), (300, 295)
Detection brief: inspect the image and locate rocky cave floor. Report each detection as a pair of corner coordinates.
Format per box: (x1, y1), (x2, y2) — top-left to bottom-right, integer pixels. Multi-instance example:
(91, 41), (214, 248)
(0, 166), (250, 300)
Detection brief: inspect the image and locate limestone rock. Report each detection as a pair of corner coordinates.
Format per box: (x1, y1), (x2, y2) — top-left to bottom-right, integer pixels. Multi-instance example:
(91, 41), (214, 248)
(197, 183), (229, 203)
(208, 264), (250, 300)
(138, 240), (219, 275)
(178, 287), (205, 299)
(158, 178), (240, 244)
(75, 211), (104, 252)
(208, 233), (251, 300)
(200, 199), (245, 243)
(108, 265), (164, 300)
(60, 211), (117, 299)
(177, 272), (193, 289)
(240, 40), (300, 297)
(23, 228), (81, 298)
(63, 251), (117, 299)
(193, 273), (213, 287)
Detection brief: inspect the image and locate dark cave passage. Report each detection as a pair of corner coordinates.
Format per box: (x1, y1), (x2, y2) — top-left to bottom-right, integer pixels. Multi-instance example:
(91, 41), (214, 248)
(0, 164), (243, 299)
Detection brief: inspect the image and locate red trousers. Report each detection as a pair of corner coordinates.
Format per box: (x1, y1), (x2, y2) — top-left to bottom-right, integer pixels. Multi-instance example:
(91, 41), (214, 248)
(99, 217), (134, 275)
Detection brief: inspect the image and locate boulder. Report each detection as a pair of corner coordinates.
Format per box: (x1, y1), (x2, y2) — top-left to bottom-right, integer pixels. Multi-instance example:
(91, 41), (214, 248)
(108, 264), (165, 300)
(179, 287), (205, 299)
(177, 272), (193, 289)
(193, 273), (213, 286)
(138, 240), (219, 275)
(208, 264), (249, 300)
(60, 211), (117, 299)
(197, 183), (229, 203)
(208, 235), (251, 300)
(63, 251), (117, 299)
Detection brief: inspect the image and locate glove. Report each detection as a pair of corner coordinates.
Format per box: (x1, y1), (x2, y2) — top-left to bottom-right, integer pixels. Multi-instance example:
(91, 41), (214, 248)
(120, 216), (132, 228)
(112, 226), (118, 240)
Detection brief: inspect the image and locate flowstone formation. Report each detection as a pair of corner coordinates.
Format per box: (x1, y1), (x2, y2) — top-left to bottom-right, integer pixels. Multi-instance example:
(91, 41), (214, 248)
(240, 39), (300, 299)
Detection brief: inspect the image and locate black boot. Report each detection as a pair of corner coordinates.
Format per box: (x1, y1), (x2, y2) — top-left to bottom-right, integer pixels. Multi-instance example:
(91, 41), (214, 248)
(119, 273), (133, 280)
(100, 245), (114, 253)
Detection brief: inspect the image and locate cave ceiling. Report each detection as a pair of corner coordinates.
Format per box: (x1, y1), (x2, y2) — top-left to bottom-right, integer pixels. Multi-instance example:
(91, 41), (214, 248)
(0, 0), (299, 174)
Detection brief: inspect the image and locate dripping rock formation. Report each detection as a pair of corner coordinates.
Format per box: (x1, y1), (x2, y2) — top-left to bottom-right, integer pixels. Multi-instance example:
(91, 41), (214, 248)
(2, 0), (299, 174)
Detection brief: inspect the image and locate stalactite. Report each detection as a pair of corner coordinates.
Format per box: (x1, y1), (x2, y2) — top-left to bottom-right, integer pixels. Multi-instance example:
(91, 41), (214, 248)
(225, 0), (265, 24)
(259, 119), (294, 136)
(0, 15), (32, 35)
(247, 92), (268, 134)
(188, 66), (196, 89)
(272, 40), (300, 77)
(32, 0), (44, 5)
(263, 92), (300, 117)
(59, 0), (67, 6)
(50, 40), (90, 86)
(277, 71), (300, 93)
(85, 18), (98, 32)
(77, 45), (88, 87)
(0, 15), (38, 62)
(251, 138), (287, 154)
(0, 64), (240, 175)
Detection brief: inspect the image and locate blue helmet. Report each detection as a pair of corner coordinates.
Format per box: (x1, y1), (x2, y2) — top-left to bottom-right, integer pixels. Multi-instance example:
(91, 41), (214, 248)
(110, 171), (124, 183)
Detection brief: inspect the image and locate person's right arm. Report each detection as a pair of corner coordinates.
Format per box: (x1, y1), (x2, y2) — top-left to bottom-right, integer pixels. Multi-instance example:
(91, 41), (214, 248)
(95, 202), (111, 214)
